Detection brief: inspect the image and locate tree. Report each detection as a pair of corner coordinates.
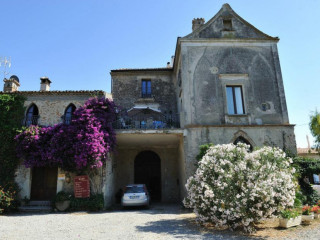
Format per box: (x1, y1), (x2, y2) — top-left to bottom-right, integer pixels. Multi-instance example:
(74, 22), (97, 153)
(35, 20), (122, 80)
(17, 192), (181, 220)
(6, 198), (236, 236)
(0, 94), (25, 212)
(310, 110), (320, 151)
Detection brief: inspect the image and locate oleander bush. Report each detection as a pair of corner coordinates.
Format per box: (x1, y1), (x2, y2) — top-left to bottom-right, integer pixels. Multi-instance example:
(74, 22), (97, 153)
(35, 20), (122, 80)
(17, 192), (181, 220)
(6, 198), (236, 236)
(184, 143), (296, 232)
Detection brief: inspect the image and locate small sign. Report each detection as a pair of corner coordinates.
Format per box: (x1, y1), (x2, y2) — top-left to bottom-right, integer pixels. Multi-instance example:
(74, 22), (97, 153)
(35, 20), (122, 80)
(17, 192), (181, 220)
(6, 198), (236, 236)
(58, 174), (65, 180)
(74, 175), (90, 198)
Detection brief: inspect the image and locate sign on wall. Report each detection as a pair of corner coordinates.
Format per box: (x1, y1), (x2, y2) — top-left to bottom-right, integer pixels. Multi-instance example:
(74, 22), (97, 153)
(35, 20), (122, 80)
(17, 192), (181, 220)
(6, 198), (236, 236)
(74, 175), (90, 198)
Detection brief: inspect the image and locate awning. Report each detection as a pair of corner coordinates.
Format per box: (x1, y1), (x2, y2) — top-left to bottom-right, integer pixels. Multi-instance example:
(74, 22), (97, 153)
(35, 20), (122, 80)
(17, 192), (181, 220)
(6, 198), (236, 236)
(127, 107), (161, 117)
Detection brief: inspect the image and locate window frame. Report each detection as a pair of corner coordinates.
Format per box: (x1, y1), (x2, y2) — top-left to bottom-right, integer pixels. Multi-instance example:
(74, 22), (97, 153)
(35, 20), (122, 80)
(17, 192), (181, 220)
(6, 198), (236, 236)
(25, 104), (39, 126)
(64, 104), (76, 124)
(226, 85), (245, 115)
(141, 79), (152, 98)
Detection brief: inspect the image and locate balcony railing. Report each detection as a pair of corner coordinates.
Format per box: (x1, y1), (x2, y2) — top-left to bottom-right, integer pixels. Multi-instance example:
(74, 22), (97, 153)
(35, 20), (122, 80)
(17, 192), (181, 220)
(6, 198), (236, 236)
(22, 115), (39, 126)
(141, 93), (152, 98)
(113, 114), (180, 130)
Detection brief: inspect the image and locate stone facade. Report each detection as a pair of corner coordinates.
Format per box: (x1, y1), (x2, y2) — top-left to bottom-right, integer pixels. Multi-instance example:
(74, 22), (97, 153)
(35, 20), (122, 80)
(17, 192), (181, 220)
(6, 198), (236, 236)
(1, 4), (297, 207)
(111, 4), (296, 203)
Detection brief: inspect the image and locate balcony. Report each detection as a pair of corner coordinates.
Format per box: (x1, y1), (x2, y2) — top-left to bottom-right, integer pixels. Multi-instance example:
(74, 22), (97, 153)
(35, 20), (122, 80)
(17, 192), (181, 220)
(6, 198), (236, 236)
(22, 116), (39, 126)
(113, 114), (180, 130)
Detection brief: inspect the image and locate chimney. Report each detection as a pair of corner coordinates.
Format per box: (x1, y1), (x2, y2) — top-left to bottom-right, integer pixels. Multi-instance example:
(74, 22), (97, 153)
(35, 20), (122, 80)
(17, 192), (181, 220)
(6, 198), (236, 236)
(3, 75), (20, 92)
(192, 18), (205, 32)
(171, 55), (175, 66)
(40, 77), (51, 91)
(166, 62), (171, 68)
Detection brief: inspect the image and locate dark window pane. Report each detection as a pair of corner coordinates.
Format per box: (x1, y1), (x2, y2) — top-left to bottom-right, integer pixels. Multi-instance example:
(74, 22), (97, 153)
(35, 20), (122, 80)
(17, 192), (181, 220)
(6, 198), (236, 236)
(234, 87), (244, 114)
(226, 87), (235, 114)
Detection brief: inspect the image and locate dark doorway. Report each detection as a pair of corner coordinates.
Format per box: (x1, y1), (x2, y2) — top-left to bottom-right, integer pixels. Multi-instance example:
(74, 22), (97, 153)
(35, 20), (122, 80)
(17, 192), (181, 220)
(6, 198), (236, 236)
(233, 136), (253, 151)
(31, 167), (58, 200)
(134, 151), (161, 201)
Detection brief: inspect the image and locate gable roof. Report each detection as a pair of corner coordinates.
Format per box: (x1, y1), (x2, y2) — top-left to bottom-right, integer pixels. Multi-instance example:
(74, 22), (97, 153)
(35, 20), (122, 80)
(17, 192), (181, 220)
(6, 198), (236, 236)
(183, 4), (278, 41)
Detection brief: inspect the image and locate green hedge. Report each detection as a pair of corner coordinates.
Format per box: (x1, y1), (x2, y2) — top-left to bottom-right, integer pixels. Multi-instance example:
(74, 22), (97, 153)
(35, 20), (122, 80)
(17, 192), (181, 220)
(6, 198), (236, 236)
(69, 194), (104, 211)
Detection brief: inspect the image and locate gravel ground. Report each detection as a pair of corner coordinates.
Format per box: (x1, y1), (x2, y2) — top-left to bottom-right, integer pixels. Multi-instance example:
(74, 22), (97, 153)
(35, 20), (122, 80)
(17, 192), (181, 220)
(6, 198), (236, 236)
(1, 204), (320, 240)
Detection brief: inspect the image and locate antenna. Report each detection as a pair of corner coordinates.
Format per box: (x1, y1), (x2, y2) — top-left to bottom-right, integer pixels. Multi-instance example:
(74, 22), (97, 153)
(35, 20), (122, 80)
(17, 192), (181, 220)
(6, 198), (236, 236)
(0, 56), (11, 79)
(306, 135), (310, 150)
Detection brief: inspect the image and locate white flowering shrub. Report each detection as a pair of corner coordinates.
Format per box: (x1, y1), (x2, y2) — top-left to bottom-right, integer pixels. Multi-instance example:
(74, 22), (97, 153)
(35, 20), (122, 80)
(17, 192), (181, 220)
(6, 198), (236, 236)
(184, 143), (296, 232)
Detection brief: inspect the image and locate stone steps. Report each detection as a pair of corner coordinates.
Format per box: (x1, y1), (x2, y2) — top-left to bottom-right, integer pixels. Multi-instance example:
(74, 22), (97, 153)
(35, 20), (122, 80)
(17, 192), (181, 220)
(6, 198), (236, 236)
(19, 200), (52, 213)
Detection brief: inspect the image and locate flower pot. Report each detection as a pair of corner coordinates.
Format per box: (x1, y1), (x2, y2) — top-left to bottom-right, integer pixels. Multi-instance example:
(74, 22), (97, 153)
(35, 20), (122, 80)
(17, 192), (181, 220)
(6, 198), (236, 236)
(55, 200), (71, 212)
(301, 214), (314, 224)
(314, 213), (320, 219)
(279, 216), (301, 228)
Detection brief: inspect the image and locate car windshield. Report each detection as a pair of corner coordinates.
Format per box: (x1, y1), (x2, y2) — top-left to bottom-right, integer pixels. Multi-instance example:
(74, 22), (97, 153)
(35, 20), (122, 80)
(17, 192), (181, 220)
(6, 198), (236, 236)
(125, 186), (145, 193)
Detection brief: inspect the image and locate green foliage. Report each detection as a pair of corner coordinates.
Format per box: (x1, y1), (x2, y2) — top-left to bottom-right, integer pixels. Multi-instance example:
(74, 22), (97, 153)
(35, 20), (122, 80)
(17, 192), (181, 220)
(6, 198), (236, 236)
(294, 191), (305, 208)
(310, 110), (320, 151)
(70, 194), (104, 211)
(54, 191), (71, 203)
(195, 143), (214, 166)
(0, 94), (25, 213)
(292, 157), (320, 205)
(280, 209), (300, 219)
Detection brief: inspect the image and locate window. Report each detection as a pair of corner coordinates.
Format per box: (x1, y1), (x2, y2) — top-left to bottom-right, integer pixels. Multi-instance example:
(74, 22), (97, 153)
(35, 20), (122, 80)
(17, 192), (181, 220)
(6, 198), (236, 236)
(223, 19), (232, 31)
(64, 104), (76, 124)
(24, 104), (39, 126)
(141, 80), (151, 98)
(226, 86), (244, 115)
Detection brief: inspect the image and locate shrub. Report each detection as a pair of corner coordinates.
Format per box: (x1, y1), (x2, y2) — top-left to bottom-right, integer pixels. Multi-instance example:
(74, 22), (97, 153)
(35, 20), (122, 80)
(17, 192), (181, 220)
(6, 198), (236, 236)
(280, 209), (300, 219)
(0, 187), (14, 214)
(70, 194), (104, 211)
(54, 191), (71, 203)
(302, 205), (312, 215)
(311, 205), (319, 214)
(184, 144), (296, 232)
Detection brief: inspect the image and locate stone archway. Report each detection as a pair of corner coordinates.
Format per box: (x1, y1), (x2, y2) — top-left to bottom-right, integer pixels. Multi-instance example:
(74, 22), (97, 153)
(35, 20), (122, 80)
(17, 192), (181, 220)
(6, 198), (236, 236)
(134, 151), (161, 201)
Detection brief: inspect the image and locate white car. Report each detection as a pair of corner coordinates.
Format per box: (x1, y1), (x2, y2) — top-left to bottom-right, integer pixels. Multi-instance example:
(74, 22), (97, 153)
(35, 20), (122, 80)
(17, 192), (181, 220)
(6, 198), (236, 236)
(121, 184), (150, 207)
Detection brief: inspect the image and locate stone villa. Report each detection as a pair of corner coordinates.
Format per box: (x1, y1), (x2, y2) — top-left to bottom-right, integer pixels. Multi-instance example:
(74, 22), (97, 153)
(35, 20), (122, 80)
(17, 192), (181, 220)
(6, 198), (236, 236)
(1, 4), (296, 207)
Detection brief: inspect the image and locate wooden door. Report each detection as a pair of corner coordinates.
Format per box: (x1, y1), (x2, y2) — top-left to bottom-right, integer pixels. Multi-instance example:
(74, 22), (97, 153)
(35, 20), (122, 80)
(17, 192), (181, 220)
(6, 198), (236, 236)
(31, 167), (58, 200)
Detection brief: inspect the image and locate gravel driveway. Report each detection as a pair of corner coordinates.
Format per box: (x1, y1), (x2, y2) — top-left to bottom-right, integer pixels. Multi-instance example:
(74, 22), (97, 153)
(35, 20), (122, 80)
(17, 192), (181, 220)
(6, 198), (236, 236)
(0, 204), (319, 240)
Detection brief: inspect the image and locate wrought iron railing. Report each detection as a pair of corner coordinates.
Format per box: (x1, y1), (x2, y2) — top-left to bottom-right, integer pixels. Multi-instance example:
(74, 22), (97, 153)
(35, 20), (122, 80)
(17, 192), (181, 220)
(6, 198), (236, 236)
(22, 115), (39, 126)
(141, 93), (152, 98)
(113, 114), (180, 130)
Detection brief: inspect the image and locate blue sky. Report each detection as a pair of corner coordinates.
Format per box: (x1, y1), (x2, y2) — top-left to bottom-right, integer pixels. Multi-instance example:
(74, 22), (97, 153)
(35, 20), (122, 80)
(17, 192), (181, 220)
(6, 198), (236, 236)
(1, 0), (319, 148)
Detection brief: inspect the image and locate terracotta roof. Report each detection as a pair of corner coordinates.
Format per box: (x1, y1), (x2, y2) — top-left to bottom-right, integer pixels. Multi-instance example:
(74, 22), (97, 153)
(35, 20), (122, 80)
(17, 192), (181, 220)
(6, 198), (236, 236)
(111, 67), (173, 72)
(297, 148), (319, 154)
(0, 90), (106, 96)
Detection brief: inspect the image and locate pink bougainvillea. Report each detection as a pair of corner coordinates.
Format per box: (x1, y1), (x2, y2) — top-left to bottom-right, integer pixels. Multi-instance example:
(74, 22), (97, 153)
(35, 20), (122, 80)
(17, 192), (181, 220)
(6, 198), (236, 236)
(15, 97), (117, 171)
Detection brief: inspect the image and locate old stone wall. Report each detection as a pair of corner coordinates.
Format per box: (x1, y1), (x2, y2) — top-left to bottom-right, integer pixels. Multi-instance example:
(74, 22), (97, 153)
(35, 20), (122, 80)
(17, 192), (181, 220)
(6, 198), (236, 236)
(179, 42), (289, 127)
(111, 71), (177, 116)
(24, 93), (105, 126)
(182, 125), (296, 190)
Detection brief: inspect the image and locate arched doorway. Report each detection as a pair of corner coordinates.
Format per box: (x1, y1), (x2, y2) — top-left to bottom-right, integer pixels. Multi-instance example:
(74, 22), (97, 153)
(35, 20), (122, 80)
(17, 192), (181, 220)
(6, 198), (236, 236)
(134, 151), (161, 201)
(233, 136), (253, 151)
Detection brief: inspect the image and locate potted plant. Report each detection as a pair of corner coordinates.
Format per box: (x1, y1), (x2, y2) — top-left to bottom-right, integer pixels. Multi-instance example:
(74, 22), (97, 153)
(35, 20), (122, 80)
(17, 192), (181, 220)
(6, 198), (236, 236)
(54, 191), (71, 212)
(279, 209), (301, 228)
(301, 205), (314, 224)
(311, 205), (320, 219)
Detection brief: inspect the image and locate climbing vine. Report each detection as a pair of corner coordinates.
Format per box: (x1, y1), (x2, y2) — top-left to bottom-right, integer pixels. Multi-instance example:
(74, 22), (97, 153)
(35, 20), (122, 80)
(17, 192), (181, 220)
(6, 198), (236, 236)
(0, 94), (26, 212)
(15, 97), (117, 172)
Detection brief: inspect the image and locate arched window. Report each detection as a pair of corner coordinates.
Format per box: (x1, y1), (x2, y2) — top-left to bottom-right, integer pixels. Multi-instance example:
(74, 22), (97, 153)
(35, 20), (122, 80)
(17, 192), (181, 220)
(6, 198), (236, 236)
(64, 104), (76, 124)
(25, 104), (39, 126)
(233, 136), (253, 151)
